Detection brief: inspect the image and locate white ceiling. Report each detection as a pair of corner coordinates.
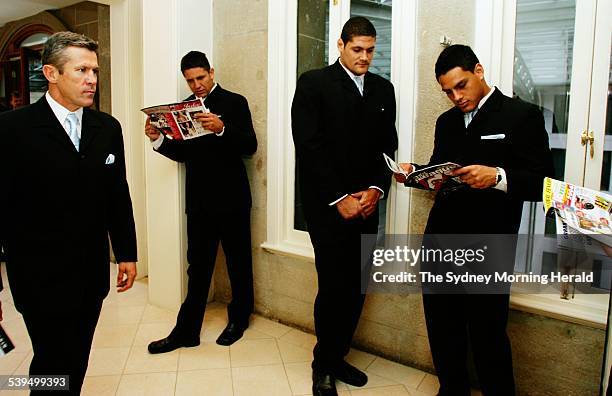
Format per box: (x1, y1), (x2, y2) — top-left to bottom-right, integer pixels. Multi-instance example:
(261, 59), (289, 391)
(0, 0), (83, 27)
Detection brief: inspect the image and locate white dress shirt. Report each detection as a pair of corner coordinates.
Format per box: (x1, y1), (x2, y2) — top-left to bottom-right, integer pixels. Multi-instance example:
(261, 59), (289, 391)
(46, 91), (83, 139)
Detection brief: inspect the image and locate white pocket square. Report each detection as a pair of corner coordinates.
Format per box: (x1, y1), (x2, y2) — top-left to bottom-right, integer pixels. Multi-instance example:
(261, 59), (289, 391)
(105, 154), (115, 164)
(481, 134), (505, 140)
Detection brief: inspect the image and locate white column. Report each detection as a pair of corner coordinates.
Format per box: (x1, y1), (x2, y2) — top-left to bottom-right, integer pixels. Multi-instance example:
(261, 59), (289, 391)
(141, 0), (213, 309)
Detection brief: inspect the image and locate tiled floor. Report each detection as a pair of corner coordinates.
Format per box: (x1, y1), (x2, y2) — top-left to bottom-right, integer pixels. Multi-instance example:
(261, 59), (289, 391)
(0, 265), (451, 396)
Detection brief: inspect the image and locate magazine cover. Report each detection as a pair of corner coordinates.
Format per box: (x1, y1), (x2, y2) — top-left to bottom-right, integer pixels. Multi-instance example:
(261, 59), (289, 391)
(141, 98), (214, 140)
(383, 153), (462, 191)
(543, 177), (612, 246)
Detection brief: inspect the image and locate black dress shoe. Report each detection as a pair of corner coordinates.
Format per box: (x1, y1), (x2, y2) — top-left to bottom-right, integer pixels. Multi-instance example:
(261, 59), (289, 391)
(216, 323), (246, 346)
(333, 360), (368, 387)
(147, 335), (199, 354)
(312, 372), (337, 396)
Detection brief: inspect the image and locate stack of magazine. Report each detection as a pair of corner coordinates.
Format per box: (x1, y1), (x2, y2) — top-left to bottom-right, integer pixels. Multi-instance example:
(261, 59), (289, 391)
(543, 177), (612, 252)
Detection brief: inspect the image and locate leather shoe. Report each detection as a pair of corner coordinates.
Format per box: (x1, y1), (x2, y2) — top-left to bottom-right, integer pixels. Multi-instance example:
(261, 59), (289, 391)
(333, 360), (368, 387)
(312, 372), (337, 396)
(216, 323), (246, 346)
(147, 335), (199, 354)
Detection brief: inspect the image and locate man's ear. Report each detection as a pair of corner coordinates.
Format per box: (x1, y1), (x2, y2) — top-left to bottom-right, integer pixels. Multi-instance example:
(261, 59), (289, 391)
(209, 67), (215, 80)
(474, 63), (485, 80)
(337, 38), (344, 52)
(42, 64), (59, 83)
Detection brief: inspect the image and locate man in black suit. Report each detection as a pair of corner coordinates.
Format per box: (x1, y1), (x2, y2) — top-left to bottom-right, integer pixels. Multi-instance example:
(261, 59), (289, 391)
(0, 31), (137, 395)
(146, 51), (257, 353)
(292, 17), (398, 396)
(396, 45), (554, 395)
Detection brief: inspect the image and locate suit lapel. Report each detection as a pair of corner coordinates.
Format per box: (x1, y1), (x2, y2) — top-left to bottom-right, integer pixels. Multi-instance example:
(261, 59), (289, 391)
(466, 87), (504, 134)
(80, 108), (102, 152)
(331, 60), (363, 98)
(32, 97), (78, 153)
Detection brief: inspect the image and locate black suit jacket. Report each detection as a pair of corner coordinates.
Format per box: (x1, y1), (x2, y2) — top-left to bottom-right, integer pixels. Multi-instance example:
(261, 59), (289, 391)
(420, 88), (554, 234)
(0, 96), (137, 313)
(292, 60), (398, 225)
(155, 85), (257, 214)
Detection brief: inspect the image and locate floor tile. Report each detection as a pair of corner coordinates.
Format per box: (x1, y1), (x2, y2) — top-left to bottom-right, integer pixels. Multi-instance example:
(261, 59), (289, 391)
(277, 339), (312, 363)
(346, 371), (398, 390)
(175, 368), (233, 396)
(133, 322), (175, 346)
(81, 375), (121, 396)
(366, 357), (427, 388)
(416, 374), (439, 395)
(92, 323), (138, 348)
(116, 372), (177, 396)
(141, 304), (178, 323)
(178, 342), (230, 371)
(0, 351), (28, 375)
(98, 305), (145, 326)
(123, 345), (179, 374)
(86, 347), (130, 376)
(278, 329), (317, 350)
(229, 338), (282, 367)
(345, 348), (377, 370)
(232, 364), (292, 396)
(350, 384), (414, 395)
(201, 319), (230, 343)
(249, 316), (292, 338)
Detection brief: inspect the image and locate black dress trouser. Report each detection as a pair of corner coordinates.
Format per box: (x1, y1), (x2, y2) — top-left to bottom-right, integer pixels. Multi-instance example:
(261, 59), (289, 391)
(22, 299), (103, 395)
(172, 209), (254, 340)
(422, 293), (515, 396)
(308, 208), (378, 373)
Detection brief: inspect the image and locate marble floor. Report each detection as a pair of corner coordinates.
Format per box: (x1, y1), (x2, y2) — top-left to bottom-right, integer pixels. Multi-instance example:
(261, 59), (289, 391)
(0, 265), (468, 396)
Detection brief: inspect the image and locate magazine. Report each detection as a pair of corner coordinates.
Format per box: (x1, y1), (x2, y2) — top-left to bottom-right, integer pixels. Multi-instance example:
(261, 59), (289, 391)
(141, 98), (214, 140)
(383, 153), (462, 191)
(543, 177), (612, 247)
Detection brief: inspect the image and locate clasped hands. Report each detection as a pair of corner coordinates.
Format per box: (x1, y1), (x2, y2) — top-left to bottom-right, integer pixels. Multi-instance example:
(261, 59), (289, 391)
(393, 163), (497, 189)
(336, 188), (381, 220)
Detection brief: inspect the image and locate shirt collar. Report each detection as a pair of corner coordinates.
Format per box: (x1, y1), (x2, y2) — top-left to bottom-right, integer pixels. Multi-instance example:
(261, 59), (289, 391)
(477, 86), (495, 110)
(338, 58), (365, 84)
(197, 83), (218, 100)
(45, 91), (83, 126)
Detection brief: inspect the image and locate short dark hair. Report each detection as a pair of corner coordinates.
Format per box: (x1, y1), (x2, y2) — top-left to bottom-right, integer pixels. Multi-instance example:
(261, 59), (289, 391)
(340, 16), (376, 44)
(435, 44), (480, 80)
(180, 51), (211, 74)
(42, 31), (98, 73)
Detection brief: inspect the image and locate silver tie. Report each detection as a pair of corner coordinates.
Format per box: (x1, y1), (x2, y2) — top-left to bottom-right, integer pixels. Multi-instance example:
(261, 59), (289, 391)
(354, 76), (364, 96)
(66, 112), (80, 151)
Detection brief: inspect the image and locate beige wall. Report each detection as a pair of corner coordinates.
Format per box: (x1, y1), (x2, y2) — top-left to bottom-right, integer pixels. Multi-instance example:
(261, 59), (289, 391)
(211, 0), (604, 394)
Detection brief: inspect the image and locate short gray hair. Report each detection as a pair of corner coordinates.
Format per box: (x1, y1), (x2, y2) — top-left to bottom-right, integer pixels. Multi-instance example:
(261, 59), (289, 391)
(42, 31), (98, 73)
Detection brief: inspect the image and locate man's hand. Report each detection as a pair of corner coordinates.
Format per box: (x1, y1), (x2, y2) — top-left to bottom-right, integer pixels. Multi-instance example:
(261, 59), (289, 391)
(144, 117), (161, 141)
(394, 163), (414, 183)
(336, 195), (363, 220)
(352, 188), (381, 218)
(117, 262), (137, 292)
(193, 112), (224, 134)
(452, 165), (497, 189)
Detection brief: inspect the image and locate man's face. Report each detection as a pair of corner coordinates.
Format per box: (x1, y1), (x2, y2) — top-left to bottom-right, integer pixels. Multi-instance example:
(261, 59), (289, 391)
(438, 64), (487, 113)
(337, 35), (376, 76)
(9, 95), (22, 109)
(44, 46), (98, 111)
(183, 67), (215, 98)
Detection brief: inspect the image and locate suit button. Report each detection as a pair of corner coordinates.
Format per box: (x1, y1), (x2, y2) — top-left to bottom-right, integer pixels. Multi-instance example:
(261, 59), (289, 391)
(80, 154), (86, 159)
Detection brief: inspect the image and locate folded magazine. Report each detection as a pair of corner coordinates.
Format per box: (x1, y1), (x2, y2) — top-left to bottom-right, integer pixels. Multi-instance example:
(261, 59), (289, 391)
(383, 153), (462, 191)
(141, 98), (214, 140)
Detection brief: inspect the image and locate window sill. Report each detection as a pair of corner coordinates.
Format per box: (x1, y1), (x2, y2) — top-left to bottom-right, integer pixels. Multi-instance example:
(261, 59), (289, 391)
(260, 241), (315, 263)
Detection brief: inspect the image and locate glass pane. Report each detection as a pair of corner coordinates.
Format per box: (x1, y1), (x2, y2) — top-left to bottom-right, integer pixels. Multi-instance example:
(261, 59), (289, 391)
(513, 0), (576, 273)
(599, 44), (612, 192)
(350, 0), (392, 80)
(294, 0), (330, 232)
